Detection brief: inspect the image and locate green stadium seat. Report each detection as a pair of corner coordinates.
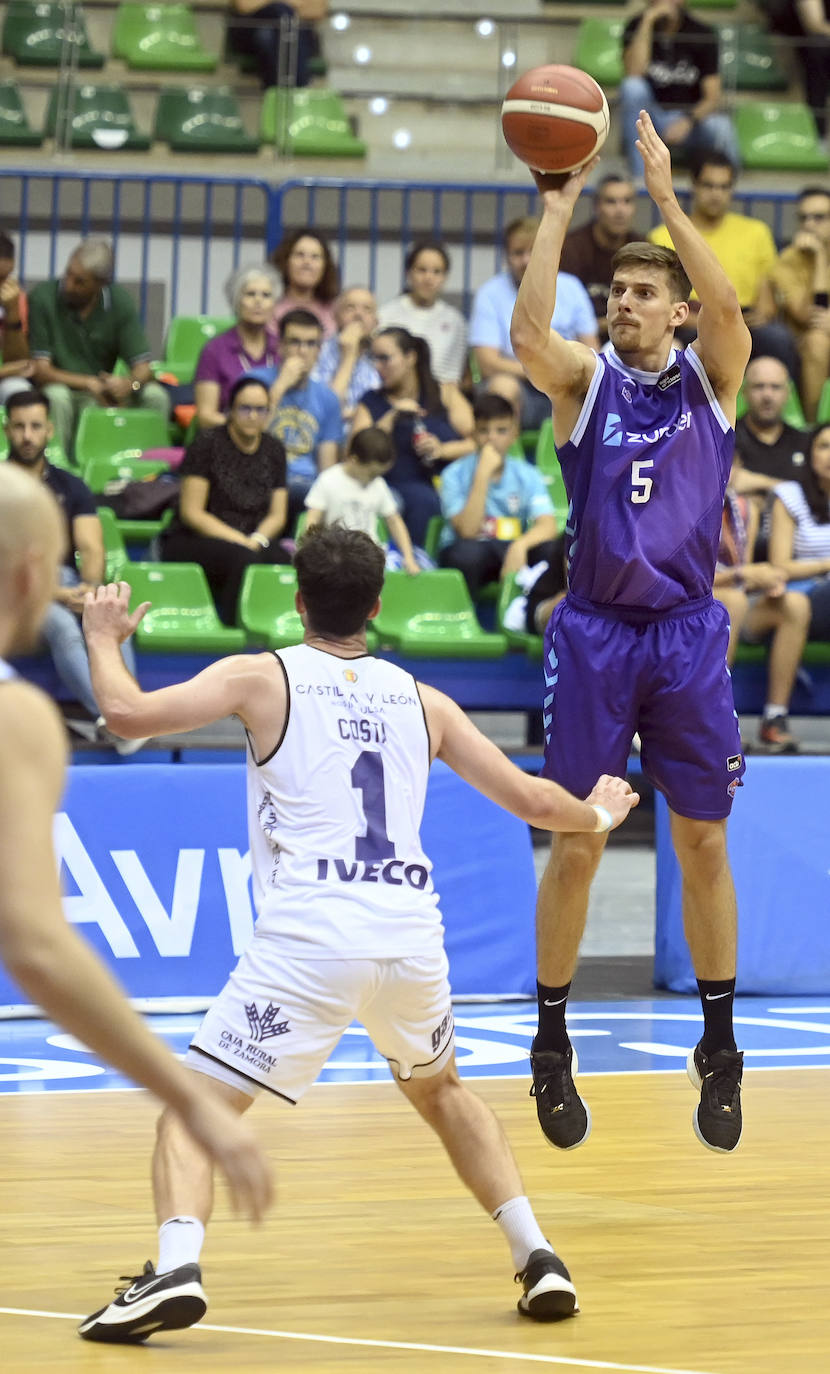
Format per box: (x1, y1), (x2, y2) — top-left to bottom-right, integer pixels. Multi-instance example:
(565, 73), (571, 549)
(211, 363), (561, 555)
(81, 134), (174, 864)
(155, 86), (259, 154)
(113, 3), (216, 71)
(0, 81), (41, 145)
(45, 82), (151, 150)
(736, 379), (806, 429)
(2, 1), (104, 67)
(260, 87), (366, 158)
(82, 454), (171, 494)
(422, 515), (446, 562)
(238, 564), (303, 649)
(373, 570), (506, 659)
(155, 315), (235, 386)
(127, 562), (247, 653)
(95, 505), (130, 582)
(75, 407), (170, 471)
(736, 102), (829, 171)
(689, 0), (736, 7)
(534, 421), (570, 528)
(719, 25), (788, 92)
(573, 20), (624, 88)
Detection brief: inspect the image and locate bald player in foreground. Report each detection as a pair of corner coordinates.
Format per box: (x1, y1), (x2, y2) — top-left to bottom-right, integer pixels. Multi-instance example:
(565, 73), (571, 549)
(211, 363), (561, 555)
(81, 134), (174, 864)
(0, 464), (272, 1239)
(78, 523), (638, 1341)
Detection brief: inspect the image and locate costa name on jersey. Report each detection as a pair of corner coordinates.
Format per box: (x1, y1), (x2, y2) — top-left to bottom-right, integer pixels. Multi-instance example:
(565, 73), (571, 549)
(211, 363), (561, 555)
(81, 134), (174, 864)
(557, 345), (734, 611)
(245, 643), (443, 960)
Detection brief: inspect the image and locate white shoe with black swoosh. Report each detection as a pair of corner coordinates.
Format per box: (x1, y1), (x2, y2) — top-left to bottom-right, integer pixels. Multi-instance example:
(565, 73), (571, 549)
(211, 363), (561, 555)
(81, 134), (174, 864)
(78, 1261), (207, 1343)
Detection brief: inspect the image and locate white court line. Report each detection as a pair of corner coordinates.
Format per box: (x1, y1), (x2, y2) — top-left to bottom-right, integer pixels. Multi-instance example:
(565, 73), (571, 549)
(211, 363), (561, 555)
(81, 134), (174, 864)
(0, 1306), (717, 1374)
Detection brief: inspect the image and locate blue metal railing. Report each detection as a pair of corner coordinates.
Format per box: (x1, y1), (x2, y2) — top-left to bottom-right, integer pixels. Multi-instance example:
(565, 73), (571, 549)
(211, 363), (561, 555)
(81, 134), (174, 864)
(0, 168), (801, 332)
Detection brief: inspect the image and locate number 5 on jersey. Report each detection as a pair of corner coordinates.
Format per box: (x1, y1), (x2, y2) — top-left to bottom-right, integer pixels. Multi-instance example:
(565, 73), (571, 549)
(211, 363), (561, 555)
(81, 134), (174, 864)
(630, 458), (654, 504)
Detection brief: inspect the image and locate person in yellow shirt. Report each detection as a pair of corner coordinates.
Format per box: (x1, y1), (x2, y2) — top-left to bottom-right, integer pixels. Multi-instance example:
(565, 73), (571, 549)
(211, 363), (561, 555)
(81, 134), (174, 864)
(770, 186), (830, 422)
(648, 152), (800, 381)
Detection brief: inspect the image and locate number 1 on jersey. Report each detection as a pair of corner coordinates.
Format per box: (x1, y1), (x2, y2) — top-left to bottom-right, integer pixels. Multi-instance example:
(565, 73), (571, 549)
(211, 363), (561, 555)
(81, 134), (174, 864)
(351, 751), (396, 862)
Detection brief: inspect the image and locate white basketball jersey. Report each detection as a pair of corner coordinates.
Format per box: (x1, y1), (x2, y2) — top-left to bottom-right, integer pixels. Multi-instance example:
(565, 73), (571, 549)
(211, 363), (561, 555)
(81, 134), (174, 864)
(0, 657), (15, 682)
(248, 643), (442, 958)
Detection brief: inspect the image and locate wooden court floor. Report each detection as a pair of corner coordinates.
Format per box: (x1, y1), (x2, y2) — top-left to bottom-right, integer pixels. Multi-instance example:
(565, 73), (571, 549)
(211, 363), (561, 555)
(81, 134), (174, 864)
(0, 1068), (827, 1374)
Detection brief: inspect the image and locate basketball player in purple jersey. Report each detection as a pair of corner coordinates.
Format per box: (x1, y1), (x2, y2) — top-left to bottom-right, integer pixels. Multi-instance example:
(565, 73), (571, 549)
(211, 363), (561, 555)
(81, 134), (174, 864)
(511, 112), (751, 1154)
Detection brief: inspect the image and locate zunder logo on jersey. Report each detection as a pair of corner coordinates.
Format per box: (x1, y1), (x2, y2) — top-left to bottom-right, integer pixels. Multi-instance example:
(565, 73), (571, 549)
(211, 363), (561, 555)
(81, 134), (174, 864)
(602, 411), (692, 447)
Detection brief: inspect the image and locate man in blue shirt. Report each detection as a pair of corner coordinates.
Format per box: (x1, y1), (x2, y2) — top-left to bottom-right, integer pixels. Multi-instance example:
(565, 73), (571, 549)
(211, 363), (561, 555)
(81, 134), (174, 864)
(470, 217), (598, 431)
(265, 309), (342, 521)
(439, 394), (558, 597)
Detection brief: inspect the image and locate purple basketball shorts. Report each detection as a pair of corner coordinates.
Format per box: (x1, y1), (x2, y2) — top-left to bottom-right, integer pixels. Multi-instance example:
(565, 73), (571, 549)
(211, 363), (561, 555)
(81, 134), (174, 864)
(540, 593), (745, 820)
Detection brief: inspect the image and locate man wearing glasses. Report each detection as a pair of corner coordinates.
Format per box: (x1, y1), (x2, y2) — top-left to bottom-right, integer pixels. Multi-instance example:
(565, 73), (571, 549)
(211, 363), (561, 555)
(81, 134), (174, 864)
(266, 309), (342, 521)
(161, 376), (290, 625)
(771, 187), (830, 422)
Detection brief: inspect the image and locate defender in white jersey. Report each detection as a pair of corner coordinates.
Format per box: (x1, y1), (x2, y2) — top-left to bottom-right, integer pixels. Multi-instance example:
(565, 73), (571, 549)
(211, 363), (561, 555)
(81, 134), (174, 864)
(80, 523), (638, 1343)
(0, 464), (272, 1260)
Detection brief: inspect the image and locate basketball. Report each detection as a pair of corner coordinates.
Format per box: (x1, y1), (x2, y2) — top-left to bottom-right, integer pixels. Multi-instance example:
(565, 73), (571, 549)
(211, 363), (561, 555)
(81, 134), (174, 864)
(501, 64), (610, 175)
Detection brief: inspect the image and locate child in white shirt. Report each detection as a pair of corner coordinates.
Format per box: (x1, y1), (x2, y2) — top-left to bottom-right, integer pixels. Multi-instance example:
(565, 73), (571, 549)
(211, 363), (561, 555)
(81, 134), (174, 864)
(304, 427), (421, 574)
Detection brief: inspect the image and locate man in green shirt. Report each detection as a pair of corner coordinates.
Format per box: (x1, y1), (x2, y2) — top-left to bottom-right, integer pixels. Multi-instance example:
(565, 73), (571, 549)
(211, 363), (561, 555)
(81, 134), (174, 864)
(29, 237), (170, 458)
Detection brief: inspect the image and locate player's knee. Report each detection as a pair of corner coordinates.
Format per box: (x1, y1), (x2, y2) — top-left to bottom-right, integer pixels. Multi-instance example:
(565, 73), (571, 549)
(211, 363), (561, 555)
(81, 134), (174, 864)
(673, 819), (728, 876)
(550, 832), (605, 884)
(785, 591), (811, 627)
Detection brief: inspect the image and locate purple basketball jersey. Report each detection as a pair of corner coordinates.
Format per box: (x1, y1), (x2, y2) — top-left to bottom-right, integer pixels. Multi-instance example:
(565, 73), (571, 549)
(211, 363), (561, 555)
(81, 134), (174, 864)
(557, 345), (735, 610)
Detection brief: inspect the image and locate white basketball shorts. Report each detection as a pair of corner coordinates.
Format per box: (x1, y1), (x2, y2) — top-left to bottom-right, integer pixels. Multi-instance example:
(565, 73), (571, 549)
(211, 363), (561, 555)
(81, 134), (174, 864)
(185, 937), (455, 1103)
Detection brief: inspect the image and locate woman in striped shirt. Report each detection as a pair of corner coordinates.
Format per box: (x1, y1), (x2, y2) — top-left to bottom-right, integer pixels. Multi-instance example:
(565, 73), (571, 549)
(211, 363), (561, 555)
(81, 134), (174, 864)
(769, 422), (830, 640)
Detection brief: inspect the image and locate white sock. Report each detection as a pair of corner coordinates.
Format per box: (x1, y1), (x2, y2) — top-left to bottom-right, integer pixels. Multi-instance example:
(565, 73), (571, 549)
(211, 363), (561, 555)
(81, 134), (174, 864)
(491, 1195), (550, 1272)
(157, 1216), (206, 1273)
(764, 704), (787, 720)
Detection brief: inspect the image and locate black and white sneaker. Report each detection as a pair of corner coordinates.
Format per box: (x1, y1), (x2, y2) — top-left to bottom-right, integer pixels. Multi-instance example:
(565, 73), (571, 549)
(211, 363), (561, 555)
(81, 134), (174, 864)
(78, 1261), (207, 1343)
(516, 1249), (578, 1321)
(687, 1042), (744, 1153)
(529, 1045), (591, 1150)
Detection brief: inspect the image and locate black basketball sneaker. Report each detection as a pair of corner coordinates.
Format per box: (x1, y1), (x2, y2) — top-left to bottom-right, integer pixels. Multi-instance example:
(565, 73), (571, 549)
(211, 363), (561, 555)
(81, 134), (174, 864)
(78, 1260), (207, 1343)
(529, 1044), (592, 1149)
(516, 1249), (579, 1321)
(687, 1042), (744, 1152)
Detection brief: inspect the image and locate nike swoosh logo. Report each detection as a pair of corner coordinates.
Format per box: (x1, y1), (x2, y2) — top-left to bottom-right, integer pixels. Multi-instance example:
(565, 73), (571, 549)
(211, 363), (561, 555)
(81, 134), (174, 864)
(121, 1276), (170, 1305)
(705, 991), (732, 1001)
(543, 997), (567, 1006)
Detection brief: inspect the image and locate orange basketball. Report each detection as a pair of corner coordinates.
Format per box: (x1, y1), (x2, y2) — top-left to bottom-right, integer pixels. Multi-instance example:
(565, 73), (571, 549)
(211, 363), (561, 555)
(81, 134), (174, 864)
(501, 64), (610, 174)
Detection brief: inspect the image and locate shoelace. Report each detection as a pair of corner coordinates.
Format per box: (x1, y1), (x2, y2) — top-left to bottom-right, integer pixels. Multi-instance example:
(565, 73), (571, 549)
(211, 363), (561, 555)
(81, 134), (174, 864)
(114, 1262), (154, 1297)
(706, 1063), (741, 1110)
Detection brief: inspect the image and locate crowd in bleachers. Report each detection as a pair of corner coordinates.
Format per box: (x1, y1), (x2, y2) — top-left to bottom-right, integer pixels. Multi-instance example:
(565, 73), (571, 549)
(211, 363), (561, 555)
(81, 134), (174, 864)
(2, 3), (830, 754)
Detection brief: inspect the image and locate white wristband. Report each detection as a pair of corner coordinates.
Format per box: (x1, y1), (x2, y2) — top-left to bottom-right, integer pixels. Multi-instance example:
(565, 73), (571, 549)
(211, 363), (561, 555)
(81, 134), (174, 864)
(591, 804), (613, 833)
(251, 532), (270, 548)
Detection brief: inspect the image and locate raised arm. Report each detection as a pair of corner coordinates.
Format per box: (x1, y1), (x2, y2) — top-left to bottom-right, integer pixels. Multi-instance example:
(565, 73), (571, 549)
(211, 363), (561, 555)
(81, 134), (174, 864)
(83, 582), (287, 754)
(510, 167), (599, 442)
(636, 111), (750, 418)
(419, 683), (638, 831)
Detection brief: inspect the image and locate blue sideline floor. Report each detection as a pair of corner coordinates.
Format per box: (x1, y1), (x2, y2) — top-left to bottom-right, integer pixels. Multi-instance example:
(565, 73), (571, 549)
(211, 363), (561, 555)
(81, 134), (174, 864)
(1, 996), (829, 1096)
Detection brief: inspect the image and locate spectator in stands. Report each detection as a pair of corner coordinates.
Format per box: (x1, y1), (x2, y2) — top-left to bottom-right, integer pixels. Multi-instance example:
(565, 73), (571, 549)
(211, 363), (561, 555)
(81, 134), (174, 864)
(266, 308), (341, 518)
(0, 230), (34, 407)
(714, 479), (810, 753)
(162, 376), (290, 625)
(437, 394), (558, 600)
(269, 227), (338, 338)
(194, 264), (281, 430)
(734, 357), (808, 495)
(770, 186), (830, 422)
(768, 421), (830, 642)
(469, 217), (597, 431)
(648, 153), (800, 378)
(768, 2), (830, 144)
(351, 327), (474, 546)
(227, 1), (325, 90)
(5, 389), (146, 753)
(560, 175), (639, 342)
(305, 426), (421, 574)
(621, 1), (739, 173)
(28, 238), (170, 460)
(378, 240), (468, 384)
(313, 285), (380, 420)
